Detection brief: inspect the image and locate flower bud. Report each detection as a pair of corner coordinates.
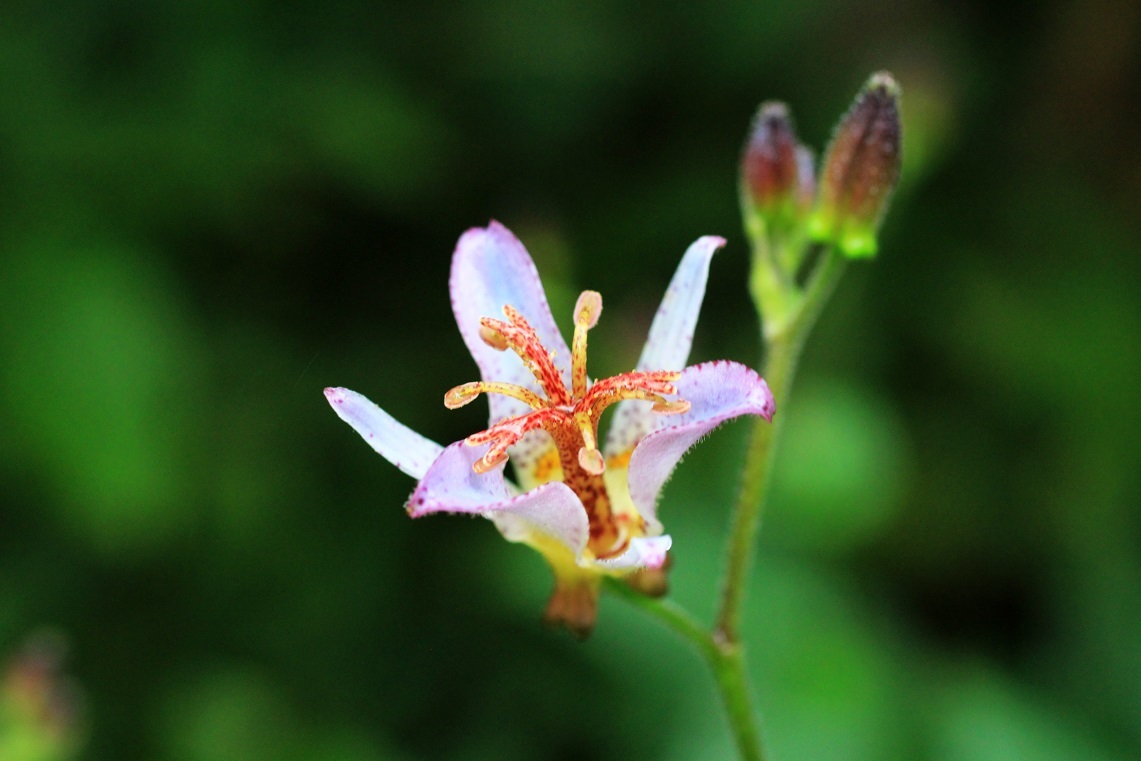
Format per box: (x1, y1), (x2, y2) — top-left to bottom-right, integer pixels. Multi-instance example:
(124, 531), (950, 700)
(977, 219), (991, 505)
(740, 101), (814, 238)
(810, 71), (902, 258)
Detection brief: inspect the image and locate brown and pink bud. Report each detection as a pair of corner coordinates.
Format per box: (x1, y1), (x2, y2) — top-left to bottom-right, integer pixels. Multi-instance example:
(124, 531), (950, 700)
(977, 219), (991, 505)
(810, 71), (902, 258)
(740, 101), (814, 237)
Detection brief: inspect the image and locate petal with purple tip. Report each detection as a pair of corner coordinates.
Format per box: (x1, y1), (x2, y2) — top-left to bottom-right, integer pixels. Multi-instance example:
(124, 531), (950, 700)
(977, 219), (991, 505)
(450, 221), (573, 423)
(325, 387), (444, 480)
(605, 236), (724, 456)
(409, 440), (589, 558)
(626, 361), (774, 527)
(594, 535), (672, 570)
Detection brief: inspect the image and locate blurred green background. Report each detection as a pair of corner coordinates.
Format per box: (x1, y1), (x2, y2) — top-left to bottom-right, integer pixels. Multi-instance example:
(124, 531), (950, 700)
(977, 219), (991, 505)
(1, 1), (1138, 759)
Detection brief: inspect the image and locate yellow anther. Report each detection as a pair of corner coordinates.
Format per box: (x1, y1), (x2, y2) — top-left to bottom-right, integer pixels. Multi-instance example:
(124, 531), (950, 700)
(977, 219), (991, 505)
(574, 290), (602, 329)
(572, 291), (602, 399)
(473, 449), (509, 474)
(444, 382), (481, 409)
(445, 381), (547, 412)
(479, 322), (510, 350)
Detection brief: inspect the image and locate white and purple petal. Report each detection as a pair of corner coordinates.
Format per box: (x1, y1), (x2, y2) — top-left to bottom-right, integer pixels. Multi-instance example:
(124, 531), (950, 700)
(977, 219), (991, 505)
(636, 235), (725, 372)
(450, 221), (573, 424)
(625, 361), (774, 528)
(408, 440), (589, 558)
(605, 235), (724, 456)
(593, 535), (672, 570)
(325, 387), (445, 480)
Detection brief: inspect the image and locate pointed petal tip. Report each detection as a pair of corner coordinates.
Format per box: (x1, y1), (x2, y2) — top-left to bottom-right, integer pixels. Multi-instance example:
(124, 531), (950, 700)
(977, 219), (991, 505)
(457, 218), (517, 247)
(325, 387), (445, 480)
(696, 235), (727, 252)
(867, 70), (901, 97)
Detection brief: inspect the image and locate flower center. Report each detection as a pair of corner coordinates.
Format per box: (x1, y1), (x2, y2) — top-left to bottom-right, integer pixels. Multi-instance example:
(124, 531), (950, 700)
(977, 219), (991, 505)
(444, 291), (690, 558)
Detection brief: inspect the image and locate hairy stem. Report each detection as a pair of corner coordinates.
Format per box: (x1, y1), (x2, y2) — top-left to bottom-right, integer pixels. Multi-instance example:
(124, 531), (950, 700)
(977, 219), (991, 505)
(607, 247), (847, 761)
(717, 247), (845, 640)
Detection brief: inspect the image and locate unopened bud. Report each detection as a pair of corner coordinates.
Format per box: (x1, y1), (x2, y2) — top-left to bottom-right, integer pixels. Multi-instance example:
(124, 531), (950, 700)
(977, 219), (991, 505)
(810, 71), (902, 258)
(741, 102), (814, 237)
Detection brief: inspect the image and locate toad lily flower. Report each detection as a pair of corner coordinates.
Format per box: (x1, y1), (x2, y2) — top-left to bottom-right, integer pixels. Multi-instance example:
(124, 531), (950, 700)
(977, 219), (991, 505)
(325, 222), (774, 637)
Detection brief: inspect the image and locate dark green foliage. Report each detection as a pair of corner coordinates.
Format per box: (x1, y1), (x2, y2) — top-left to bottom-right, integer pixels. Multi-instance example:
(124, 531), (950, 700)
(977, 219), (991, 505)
(0, 1), (1137, 759)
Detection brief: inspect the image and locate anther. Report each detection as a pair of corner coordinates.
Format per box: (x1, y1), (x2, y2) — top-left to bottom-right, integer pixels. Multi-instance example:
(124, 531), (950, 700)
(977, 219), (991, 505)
(446, 381), (546, 412)
(444, 383), (481, 409)
(479, 322), (509, 350)
(473, 449), (509, 474)
(574, 290), (602, 329)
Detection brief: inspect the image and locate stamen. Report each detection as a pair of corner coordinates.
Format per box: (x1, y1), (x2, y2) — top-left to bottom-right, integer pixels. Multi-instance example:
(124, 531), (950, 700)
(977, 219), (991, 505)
(464, 407), (570, 473)
(479, 307), (571, 405)
(580, 371), (682, 417)
(444, 381), (546, 411)
(652, 399), (691, 415)
(571, 290), (602, 399)
(584, 388), (665, 421)
(504, 306), (565, 393)
(584, 370), (681, 403)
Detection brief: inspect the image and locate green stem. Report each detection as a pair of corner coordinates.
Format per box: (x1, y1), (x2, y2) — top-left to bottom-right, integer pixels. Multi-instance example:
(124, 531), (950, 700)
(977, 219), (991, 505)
(717, 247), (846, 641)
(603, 579), (718, 662)
(606, 247), (847, 761)
(603, 580), (764, 760)
(715, 334), (799, 642)
(708, 637), (765, 761)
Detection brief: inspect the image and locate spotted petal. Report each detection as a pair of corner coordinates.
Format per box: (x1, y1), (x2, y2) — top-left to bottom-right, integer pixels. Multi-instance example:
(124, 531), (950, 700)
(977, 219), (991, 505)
(408, 440), (590, 558)
(605, 236), (724, 456)
(325, 387), (444, 480)
(626, 361), (774, 529)
(450, 221), (573, 424)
